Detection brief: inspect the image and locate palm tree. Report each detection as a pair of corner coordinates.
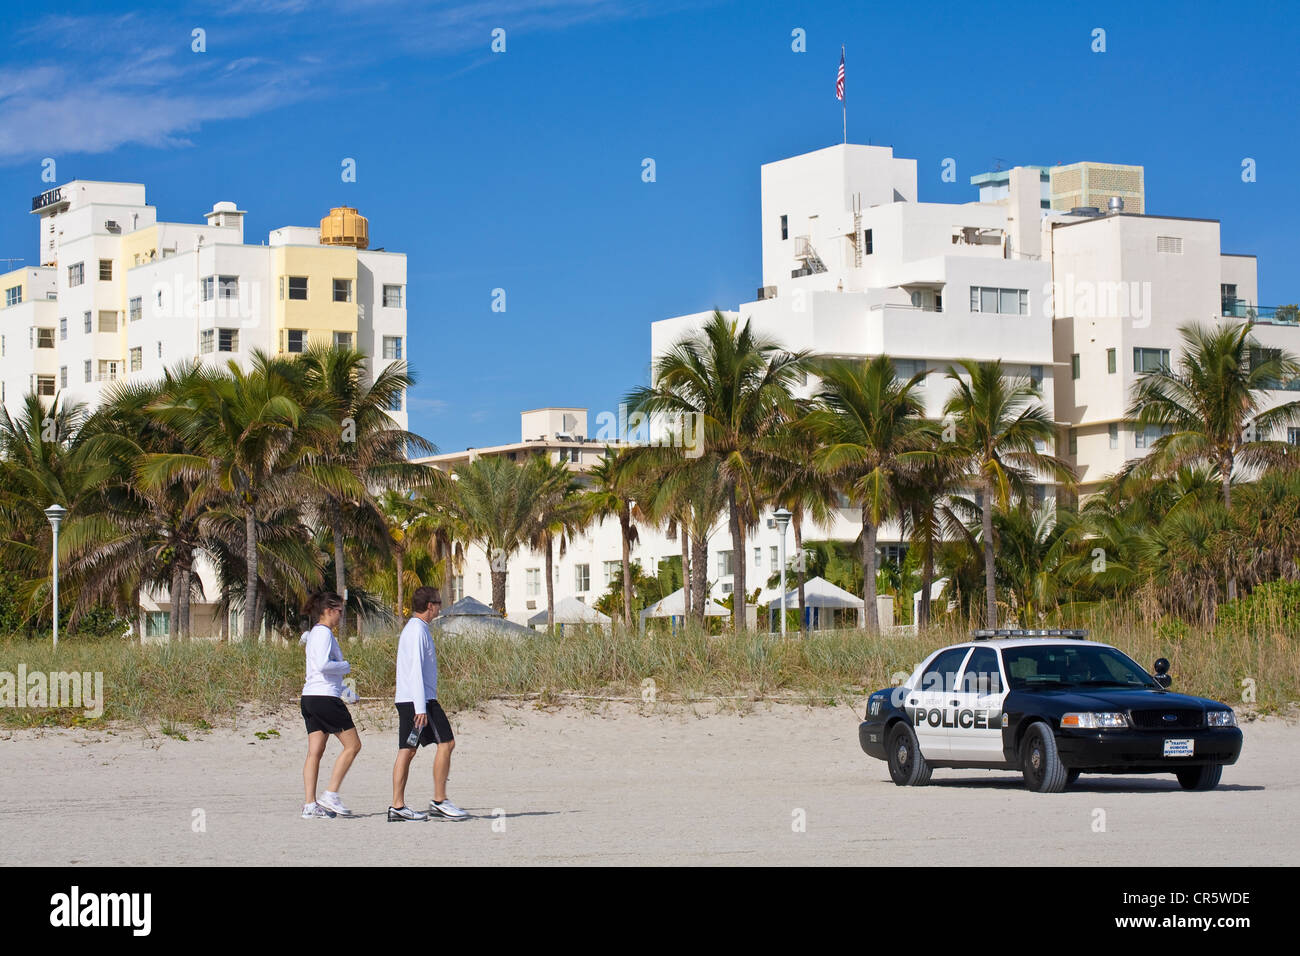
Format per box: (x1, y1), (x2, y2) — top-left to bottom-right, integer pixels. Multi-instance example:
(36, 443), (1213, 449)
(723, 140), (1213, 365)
(583, 449), (641, 629)
(526, 456), (588, 628)
(448, 454), (545, 615)
(802, 356), (932, 630)
(896, 444), (968, 630)
(141, 353), (353, 640)
(628, 310), (806, 630)
(1128, 321), (1300, 599)
(298, 345), (434, 636)
(943, 359), (1075, 627)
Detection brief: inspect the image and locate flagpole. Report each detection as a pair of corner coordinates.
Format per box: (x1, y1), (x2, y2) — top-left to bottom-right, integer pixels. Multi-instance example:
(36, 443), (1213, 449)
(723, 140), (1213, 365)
(842, 45), (847, 144)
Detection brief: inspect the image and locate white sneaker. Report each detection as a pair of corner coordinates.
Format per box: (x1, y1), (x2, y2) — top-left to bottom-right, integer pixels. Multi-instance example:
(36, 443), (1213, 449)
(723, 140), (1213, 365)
(388, 805), (428, 822)
(302, 802), (336, 819)
(429, 798), (468, 819)
(318, 791), (351, 816)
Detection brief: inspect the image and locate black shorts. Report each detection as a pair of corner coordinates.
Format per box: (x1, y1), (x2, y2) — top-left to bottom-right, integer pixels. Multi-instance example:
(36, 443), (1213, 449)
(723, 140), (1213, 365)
(301, 695), (355, 735)
(396, 699), (453, 749)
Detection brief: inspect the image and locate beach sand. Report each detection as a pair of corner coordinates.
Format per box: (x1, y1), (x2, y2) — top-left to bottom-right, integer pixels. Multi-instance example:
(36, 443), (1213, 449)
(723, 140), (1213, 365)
(1, 701), (1295, 865)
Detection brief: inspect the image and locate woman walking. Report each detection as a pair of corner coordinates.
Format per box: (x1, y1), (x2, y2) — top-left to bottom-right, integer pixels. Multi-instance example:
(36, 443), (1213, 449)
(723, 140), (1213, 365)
(299, 591), (361, 819)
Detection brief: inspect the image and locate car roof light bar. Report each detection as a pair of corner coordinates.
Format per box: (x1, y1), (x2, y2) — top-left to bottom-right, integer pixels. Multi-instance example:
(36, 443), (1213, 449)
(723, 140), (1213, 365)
(971, 628), (1089, 640)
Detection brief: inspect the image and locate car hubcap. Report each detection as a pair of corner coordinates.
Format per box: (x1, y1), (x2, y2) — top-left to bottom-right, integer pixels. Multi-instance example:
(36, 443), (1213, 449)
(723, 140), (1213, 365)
(1031, 747), (1041, 772)
(896, 744), (908, 766)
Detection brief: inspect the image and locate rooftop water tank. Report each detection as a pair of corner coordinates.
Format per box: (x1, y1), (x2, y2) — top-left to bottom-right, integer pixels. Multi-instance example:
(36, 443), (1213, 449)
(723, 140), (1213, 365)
(319, 206), (369, 249)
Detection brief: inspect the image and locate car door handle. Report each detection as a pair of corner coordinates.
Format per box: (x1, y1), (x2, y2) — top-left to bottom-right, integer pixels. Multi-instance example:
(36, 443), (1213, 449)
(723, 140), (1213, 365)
(950, 700), (959, 706)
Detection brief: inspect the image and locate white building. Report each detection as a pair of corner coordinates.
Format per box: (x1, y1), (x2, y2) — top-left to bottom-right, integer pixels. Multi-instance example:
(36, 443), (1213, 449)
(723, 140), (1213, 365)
(2, 181), (410, 637)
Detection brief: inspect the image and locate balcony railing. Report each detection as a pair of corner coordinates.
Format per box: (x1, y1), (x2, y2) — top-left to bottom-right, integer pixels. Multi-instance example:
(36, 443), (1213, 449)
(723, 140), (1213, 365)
(1222, 299), (1299, 325)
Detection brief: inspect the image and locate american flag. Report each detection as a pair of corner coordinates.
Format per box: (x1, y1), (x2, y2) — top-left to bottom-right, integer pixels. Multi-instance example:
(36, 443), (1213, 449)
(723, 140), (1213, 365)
(836, 48), (845, 101)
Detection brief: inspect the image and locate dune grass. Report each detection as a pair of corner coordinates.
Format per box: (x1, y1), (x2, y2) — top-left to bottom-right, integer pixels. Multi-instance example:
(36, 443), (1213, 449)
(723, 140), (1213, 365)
(0, 615), (1294, 730)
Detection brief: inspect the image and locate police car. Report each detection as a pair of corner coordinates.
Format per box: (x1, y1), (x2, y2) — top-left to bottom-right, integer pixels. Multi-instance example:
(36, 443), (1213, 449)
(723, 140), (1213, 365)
(858, 630), (1243, 792)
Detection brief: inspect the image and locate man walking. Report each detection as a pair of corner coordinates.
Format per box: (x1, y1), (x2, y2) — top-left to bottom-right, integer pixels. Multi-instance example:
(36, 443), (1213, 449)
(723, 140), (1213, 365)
(389, 586), (469, 821)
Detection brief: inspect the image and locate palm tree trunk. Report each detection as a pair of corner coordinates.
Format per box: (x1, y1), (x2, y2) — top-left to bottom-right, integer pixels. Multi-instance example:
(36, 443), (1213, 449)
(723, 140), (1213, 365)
(680, 521), (690, 620)
(920, 525), (935, 630)
(620, 503), (633, 629)
(333, 509), (347, 638)
(863, 512), (879, 631)
(252, 585), (265, 642)
(1222, 463), (1238, 602)
(178, 554), (192, 641)
(396, 549), (404, 618)
(491, 565), (507, 616)
(794, 509), (806, 634)
(982, 480), (997, 628)
(168, 561), (181, 642)
(729, 485), (746, 632)
(243, 506), (258, 642)
(691, 531), (708, 623)
(545, 533), (555, 628)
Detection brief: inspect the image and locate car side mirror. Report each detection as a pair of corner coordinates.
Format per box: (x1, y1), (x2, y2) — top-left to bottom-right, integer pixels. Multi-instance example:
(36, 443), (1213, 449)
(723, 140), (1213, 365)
(1153, 658), (1172, 689)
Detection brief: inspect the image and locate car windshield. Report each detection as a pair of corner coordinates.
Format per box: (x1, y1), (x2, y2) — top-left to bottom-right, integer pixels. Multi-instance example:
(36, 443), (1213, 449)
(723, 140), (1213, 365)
(1001, 644), (1158, 691)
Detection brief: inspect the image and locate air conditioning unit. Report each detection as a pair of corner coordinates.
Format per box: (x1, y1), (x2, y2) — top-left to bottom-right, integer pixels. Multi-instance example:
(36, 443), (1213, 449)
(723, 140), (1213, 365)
(104, 220), (121, 233)
(766, 518), (776, 529)
(526, 600), (536, 610)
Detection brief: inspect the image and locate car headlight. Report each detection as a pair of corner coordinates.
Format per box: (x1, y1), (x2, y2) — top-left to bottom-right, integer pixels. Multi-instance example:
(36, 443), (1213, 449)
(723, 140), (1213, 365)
(1061, 712), (1128, 729)
(1206, 709), (1237, 727)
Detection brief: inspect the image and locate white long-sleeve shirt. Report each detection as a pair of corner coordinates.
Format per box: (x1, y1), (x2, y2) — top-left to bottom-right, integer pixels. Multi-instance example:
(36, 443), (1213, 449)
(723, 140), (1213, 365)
(395, 616), (438, 713)
(301, 624), (351, 697)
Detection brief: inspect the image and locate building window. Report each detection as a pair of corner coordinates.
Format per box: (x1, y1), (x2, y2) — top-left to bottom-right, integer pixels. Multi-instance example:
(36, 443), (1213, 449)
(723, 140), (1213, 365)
(575, 564), (590, 592)
(37, 375), (56, 397)
(1156, 236), (1183, 255)
(717, 550), (733, 577)
(383, 284), (404, 308)
(753, 546), (762, 567)
(145, 611), (170, 638)
(218, 276), (239, 299)
(1135, 424), (1171, 449)
(98, 259), (113, 281)
(200, 329), (215, 354)
(1029, 364), (1043, 389)
(60, 367), (67, 388)
(218, 329), (239, 352)
(287, 329), (307, 353)
(332, 278), (352, 303)
(83, 360), (91, 383)
(36, 327), (55, 349)
(969, 286), (1029, 315)
(1071, 353), (1080, 380)
(1068, 430), (1078, 456)
(97, 360), (121, 382)
(1288, 428), (1300, 447)
(98, 311), (117, 333)
(863, 228), (873, 255)
(201, 276), (215, 301)
(1221, 283), (1239, 316)
(333, 331), (353, 349)
(525, 568), (541, 597)
(383, 336), (403, 360)
(770, 546), (778, 571)
(603, 560), (621, 585)
(1133, 348), (1170, 373)
(385, 390), (403, 412)
(895, 358), (927, 384)
(1107, 348), (1117, 374)
(288, 276), (308, 300)
(780, 215), (788, 240)
(130, 347), (142, 372)
(83, 311), (92, 334)
(4, 285), (19, 307)
(1109, 423), (1119, 449)
(129, 297), (142, 321)
(68, 262), (84, 286)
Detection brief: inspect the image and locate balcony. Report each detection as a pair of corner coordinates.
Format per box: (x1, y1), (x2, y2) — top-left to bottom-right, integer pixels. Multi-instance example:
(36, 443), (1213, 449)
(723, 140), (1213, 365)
(1222, 300), (1299, 326)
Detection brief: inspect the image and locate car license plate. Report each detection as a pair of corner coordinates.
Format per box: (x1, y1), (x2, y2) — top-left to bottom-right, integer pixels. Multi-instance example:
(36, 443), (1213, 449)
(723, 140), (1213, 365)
(1164, 738), (1194, 757)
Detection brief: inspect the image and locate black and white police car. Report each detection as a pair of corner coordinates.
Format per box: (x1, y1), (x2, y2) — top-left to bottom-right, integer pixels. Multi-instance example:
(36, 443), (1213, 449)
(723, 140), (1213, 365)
(859, 629), (1243, 792)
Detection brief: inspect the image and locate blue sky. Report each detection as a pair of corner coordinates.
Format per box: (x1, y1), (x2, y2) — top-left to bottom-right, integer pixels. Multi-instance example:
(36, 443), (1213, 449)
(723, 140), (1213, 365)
(2, 0), (1297, 453)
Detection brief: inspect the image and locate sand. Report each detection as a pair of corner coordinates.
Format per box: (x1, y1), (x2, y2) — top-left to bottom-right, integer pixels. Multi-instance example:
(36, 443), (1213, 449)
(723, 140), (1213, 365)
(1, 701), (1295, 865)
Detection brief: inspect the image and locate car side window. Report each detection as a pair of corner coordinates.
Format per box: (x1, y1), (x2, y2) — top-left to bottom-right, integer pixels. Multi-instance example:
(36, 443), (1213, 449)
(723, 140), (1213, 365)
(959, 647), (1004, 695)
(920, 648), (971, 693)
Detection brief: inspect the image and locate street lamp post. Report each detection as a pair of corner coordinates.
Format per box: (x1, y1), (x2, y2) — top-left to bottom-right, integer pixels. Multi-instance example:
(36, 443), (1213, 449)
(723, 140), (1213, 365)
(45, 504), (67, 649)
(773, 508), (792, 636)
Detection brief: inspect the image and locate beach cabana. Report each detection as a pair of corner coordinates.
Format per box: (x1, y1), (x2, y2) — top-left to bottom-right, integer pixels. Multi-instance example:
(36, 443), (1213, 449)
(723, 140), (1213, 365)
(527, 596), (612, 631)
(638, 587), (729, 632)
(430, 596), (535, 638)
(764, 576), (865, 631)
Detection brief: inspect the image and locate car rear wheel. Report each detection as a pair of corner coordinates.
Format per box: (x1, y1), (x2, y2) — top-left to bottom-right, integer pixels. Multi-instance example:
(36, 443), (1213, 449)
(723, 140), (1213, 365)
(886, 722), (932, 786)
(1176, 764), (1223, 791)
(1021, 721), (1068, 793)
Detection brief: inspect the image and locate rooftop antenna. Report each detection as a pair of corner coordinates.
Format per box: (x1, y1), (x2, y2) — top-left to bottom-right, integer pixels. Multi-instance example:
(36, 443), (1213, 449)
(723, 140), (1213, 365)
(1, 257), (24, 268)
(992, 158), (1008, 172)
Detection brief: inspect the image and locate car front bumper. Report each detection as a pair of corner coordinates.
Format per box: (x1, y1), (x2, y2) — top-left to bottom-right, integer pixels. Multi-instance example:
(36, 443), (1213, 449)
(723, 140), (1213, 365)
(1053, 726), (1243, 770)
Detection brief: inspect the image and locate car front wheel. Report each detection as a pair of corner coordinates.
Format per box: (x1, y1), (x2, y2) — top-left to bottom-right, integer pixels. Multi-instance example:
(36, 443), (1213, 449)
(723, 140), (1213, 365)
(1176, 764), (1223, 791)
(886, 722), (932, 786)
(1021, 721), (1069, 793)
